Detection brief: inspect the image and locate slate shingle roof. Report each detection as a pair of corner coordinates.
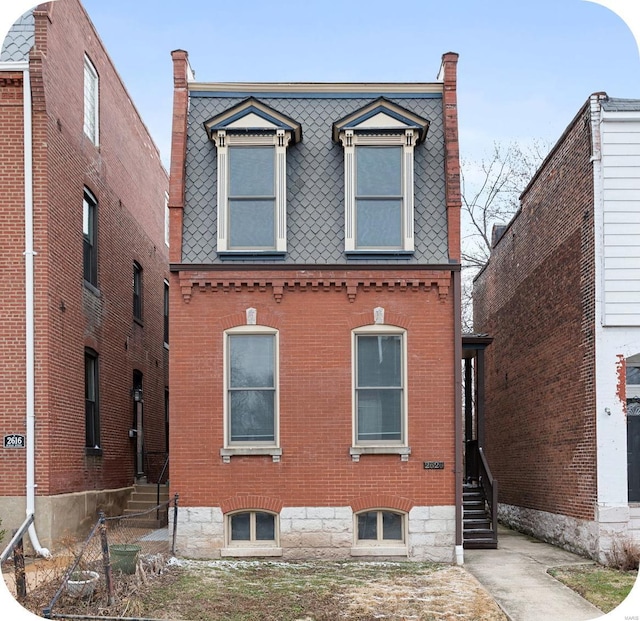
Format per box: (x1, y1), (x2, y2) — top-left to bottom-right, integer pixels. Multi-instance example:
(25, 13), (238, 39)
(1, 10), (34, 62)
(183, 93), (449, 265)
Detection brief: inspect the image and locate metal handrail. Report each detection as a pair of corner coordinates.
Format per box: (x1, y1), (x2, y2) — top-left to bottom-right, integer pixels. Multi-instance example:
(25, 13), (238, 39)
(478, 446), (498, 540)
(0, 513), (34, 564)
(156, 453), (169, 519)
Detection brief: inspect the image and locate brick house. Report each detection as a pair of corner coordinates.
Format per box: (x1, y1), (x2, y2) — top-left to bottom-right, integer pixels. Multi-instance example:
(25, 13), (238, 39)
(167, 50), (465, 562)
(473, 93), (640, 561)
(0, 0), (169, 552)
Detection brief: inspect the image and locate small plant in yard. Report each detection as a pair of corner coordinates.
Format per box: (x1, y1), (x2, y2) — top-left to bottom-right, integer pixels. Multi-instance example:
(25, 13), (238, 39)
(0, 516), (5, 543)
(606, 536), (640, 571)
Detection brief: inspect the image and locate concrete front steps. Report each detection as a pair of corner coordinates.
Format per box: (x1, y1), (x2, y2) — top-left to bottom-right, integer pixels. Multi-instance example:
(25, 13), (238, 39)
(122, 483), (169, 529)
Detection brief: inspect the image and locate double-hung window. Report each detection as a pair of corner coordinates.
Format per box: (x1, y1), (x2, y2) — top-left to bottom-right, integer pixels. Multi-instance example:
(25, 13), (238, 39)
(228, 146), (276, 249)
(133, 262), (143, 321)
(83, 189), (97, 287)
(351, 325), (408, 458)
(225, 327), (278, 447)
(83, 55), (99, 145)
(204, 98), (301, 255)
(85, 349), (100, 453)
(333, 98), (429, 253)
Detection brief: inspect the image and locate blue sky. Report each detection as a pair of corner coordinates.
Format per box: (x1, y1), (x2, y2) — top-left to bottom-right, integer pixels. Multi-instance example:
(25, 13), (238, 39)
(81, 0), (640, 167)
(1, 0), (639, 168)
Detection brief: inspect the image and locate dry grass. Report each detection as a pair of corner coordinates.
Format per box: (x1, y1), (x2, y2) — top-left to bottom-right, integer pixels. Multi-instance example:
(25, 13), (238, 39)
(134, 560), (508, 621)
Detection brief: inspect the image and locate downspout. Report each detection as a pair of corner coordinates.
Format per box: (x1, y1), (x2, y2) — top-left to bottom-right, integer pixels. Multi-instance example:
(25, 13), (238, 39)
(22, 63), (50, 558)
(453, 268), (463, 565)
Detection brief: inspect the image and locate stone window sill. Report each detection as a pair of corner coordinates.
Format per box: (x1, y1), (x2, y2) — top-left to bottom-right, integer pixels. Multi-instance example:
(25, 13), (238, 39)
(350, 446), (411, 462)
(220, 447), (282, 463)
(221, 547), (282, 558)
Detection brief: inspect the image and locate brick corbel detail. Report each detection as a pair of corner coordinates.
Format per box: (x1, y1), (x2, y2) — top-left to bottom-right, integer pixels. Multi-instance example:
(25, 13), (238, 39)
(178, 270), (452, 303)
(220, 496), (284, 514)
(351, 495), (414, 514)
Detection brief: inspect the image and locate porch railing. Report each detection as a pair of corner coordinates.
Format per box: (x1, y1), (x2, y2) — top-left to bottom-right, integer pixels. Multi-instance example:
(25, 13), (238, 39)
(478, 446), (498, 540)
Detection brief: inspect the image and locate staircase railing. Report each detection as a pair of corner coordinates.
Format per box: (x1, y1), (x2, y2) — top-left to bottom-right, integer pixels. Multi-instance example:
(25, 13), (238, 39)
(156, 453), (169, 520)
(478, 446), (498, 541)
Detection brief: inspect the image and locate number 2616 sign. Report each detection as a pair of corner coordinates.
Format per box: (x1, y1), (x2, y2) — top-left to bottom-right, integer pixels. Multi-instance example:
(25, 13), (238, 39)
(4, 434), (26, 448)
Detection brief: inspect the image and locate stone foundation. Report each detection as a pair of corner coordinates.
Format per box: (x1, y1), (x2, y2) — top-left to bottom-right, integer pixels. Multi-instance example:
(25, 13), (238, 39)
(173, 505), (456, 562)
(0, 487), (133, 553)
(498, 503), (597, 558)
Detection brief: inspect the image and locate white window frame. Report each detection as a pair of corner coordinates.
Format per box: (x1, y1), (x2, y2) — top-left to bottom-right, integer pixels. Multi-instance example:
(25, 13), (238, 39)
(222, 510), (282, 557)
(340, 129), (416, 252)
(350, 325), (409, 460)
(83, 55), (99, 145)
(213, 130), (290, 253)
(221, 325), (281, 460)
(351, 509), (407, 556)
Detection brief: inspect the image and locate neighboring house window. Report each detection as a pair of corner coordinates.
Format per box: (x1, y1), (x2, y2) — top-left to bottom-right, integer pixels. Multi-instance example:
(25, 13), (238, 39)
(164, 192), (170, 247)
(353, 326), (407, 446)
(83, 55), (99, 145)
(203, 98), (301, 254)
(225, 326), (278, 447)
(85, 349), (100, 451)
(133, 262), (143, 321)
(355, 510), (405, 546)
(333, 98), (429, 253)
(226, 510), (278, 547)
(83, 189), (97, 286)
(163, 280), (169, 346)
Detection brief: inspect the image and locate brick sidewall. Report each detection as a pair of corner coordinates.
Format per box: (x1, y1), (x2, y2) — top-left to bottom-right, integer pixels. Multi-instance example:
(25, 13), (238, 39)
(473, 104), (597, 521)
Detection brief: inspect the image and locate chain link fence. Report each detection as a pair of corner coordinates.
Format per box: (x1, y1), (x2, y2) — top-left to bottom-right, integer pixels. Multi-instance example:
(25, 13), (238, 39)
(1, 494), (179, 620)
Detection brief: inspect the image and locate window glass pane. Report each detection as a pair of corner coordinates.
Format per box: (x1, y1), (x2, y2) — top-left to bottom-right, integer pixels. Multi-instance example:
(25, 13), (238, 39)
(229, 199), (275, 248)
(83, 197), (90, 236)
(357, 389), (402, 441)
(627, 366), (640, 385)
(356, 199), (402, 247)
(357, 336), (401, 387)
(382, 512), (402, 540)
(85, 356), (95, 401)
(231, 513), (251, 541)
(230, 335), (274, 388)
(229, 147), (274, 196)
(230, 391), (275, 442)
(255, 512), (275, 540)
(357, 512), (378, 540)
(357, 147), (401, 196)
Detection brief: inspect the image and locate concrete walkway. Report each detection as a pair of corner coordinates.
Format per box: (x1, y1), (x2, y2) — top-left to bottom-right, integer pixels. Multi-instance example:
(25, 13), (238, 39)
(464, 525), (605, 621)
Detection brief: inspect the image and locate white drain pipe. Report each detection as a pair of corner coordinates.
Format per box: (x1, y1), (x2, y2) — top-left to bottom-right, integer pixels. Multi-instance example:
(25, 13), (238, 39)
(5, 58), (51, 558)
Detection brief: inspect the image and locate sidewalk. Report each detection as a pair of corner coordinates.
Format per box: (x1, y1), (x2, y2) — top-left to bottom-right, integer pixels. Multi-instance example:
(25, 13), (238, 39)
(464, 525), (605, 621)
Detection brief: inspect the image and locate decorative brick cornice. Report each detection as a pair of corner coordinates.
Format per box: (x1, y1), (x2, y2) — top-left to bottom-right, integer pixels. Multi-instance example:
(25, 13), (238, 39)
(351, 494), (414, 513)
(220, 495), (284, 514)
(178, 269), (452, 303)
(0, 77), (23, 88)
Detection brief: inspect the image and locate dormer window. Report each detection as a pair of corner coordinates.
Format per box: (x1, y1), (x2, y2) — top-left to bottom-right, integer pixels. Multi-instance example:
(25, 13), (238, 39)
(333, 99), (429, 254)
(204, 98), (301, 254)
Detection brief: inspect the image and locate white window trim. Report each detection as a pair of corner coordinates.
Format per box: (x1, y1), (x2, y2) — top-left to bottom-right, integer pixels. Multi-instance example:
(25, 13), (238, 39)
(340, 129), (415, 253)
(213, 130), (290, 253)
(351, 509), (407, 556)
(83, 55), (99, 145)
(222, 325), (280, 460)
(221, 510), (282, 557)
(351, 325), (409, 458)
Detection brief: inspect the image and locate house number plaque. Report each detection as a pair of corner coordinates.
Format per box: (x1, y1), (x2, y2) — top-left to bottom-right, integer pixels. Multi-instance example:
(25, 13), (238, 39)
(423, 461), (444, 470)
(4, 434), (26, 448)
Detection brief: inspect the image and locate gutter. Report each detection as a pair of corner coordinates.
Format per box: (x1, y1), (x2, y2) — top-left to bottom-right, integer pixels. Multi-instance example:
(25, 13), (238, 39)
(1, 60), (50, 558)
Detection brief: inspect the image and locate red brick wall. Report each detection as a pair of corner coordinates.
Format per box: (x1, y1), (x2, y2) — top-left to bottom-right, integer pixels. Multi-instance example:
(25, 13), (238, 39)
(473, 102), (597, 520)
(169, 271), (456, 510)
(0, 74), (27, 496)
(0, 0), (169, 500)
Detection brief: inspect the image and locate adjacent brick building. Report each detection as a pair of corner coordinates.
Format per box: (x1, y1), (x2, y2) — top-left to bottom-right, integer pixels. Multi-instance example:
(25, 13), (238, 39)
(168, 51), (464, 562)
(0, 0), (169, 551)
(474, 93), (640, 560)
